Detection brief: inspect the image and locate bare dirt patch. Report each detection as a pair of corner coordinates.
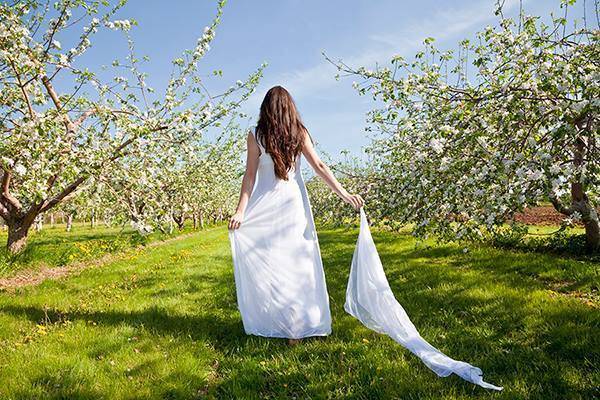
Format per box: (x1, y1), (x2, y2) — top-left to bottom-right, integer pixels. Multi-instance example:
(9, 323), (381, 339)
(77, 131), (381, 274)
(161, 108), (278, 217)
(512, 206), (595, 226)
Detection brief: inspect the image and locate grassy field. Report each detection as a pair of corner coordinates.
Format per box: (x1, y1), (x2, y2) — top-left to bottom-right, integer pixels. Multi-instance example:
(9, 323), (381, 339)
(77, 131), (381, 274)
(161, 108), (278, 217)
(0, 224), (598, 399)
(0, 222), (199, 278)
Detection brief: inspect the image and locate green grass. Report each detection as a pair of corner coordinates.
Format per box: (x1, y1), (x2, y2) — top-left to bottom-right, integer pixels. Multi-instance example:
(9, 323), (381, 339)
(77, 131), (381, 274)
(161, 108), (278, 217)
(0, 225), (598, 399)
(0, 222), (200, 278)
(526, 225), (585, 235)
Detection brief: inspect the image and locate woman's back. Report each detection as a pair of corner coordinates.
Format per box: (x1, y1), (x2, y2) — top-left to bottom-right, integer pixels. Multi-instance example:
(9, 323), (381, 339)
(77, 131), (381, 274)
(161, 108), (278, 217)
(253, 127), (303, 189)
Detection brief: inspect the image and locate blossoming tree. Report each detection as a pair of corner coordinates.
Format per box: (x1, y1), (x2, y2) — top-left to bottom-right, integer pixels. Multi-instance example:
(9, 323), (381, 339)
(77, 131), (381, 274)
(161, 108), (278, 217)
(0, 0), (263, 253)
(332, 0), (599, 250)
(103, 120), (246, 234)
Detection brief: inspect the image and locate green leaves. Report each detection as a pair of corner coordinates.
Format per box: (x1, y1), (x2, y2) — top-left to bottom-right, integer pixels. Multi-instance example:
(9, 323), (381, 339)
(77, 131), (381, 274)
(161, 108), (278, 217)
(560, 0), (578, 7)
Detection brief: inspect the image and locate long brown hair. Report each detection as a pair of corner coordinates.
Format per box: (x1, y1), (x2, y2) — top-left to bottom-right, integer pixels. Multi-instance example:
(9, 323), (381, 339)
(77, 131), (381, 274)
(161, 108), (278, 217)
(256, 86), (307, 180)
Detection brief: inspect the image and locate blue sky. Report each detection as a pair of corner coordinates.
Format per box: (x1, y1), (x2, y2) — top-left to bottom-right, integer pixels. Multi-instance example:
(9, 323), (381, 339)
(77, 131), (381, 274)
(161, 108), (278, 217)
(52, 0), (592, 159)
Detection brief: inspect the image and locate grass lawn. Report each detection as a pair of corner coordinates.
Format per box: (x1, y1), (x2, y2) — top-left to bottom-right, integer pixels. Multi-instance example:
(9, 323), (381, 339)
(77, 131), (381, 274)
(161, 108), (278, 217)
(0, 222), (200, 278)
(0, 224), (598, 399)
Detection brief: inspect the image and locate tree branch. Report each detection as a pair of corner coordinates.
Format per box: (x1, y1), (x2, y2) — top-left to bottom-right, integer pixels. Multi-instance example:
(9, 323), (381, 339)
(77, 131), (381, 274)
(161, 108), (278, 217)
(42, 3), (68, 60)
(1, 170), (22, 211)
(41, 75), (73, 131)
(72, 108), (95, 129)
(549, 191), (573, 216)
(8, 59), (35, 119)
(39, 176), (86, 213)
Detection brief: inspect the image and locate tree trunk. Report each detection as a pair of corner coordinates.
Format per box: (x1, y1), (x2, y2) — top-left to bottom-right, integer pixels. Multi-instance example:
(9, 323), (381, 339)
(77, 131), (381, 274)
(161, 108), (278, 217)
(571, 137), (599, 251)
(35, 215), (43, 232)
(576, 200), (600, 251)
(192, 213), (198, 230)
(7, 219), (33, 254)
(199, 211), (204, 229)
(168, 209), (174, 234)
(90, 211), (96, 229)
(50, 213), (55, 227)
(173, 213), (185, 231)
(584, 213), (600, 251)
(66, 214), (73, 232)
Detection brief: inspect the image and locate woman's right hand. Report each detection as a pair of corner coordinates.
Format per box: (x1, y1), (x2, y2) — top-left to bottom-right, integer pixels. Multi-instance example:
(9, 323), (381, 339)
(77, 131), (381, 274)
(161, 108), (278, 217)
(228, 211), (244, 230)
(343, 193), (365, 210)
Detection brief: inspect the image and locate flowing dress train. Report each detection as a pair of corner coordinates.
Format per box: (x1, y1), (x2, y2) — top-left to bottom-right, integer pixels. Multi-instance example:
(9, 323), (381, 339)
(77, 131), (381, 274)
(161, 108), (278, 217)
(345, 208), (503, 391)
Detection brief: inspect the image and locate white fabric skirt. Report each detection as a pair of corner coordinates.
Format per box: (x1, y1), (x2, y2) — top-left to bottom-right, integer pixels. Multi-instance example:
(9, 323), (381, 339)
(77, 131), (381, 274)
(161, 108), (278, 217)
(228, 148), (331, 339)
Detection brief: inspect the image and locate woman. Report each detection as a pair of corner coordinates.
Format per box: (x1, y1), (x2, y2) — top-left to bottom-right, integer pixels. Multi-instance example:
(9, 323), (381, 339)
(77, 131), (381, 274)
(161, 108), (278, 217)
(227, 87), (503, 391)
(228, 86), (364, 345)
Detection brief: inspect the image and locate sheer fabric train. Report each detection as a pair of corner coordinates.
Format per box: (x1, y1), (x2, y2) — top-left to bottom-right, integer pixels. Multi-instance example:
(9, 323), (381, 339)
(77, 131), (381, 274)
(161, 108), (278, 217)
(345, 208), (503, 391)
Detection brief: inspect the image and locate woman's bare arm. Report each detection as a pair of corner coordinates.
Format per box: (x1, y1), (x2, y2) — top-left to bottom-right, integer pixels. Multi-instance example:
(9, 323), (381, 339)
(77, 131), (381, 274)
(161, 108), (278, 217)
(229, 131), (261, 230)
(301, 130), (364, 210)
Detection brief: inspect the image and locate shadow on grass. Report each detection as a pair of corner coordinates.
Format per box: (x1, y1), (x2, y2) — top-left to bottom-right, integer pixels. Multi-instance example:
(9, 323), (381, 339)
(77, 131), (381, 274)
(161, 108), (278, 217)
(0, 303), (248, 349)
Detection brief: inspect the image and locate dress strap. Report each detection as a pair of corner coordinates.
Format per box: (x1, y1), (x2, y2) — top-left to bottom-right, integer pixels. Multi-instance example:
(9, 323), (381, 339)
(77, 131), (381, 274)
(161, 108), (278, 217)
(251, 126), (265, 154)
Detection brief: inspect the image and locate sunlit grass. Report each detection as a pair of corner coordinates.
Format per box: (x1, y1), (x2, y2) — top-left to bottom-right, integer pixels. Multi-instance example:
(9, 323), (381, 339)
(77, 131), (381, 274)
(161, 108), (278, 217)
(0, 222), (200, 278)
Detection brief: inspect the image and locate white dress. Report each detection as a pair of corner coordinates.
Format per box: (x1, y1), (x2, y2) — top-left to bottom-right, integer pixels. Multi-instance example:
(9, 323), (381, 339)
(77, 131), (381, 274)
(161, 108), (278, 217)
(228, 128), (332, 339)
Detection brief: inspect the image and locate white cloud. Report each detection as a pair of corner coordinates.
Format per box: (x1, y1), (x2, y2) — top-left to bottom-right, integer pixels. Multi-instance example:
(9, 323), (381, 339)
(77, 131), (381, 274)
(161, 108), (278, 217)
(247, 0), (525, 108)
